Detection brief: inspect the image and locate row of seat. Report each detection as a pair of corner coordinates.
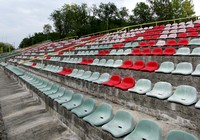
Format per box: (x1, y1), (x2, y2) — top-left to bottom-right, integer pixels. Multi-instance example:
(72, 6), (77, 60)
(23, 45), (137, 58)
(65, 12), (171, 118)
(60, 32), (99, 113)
(4, 64), (199, 140)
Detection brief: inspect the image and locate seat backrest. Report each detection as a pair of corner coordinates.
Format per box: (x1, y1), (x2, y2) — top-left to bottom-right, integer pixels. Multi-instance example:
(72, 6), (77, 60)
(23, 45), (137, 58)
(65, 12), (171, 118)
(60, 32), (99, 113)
(113, 110), (134, 126)
(72, 93), (83, 102)
(166, 130), (198, 140)
(136, 79), (152, 89)
(123, 60), (133, 66)
(95, 102), (113, 115)
(174, 85), (197, 98)
(163, 47), (176, 54)
(146, 61), (159, 67)
(176, 47), (190, 54)
(153, 82), (172, 93)
(191, 47), (200, 55)
(176, 62), (193, 71)
(122, 77), (135, 86)
(113, 59), (123, 66)
(159, 61), (174, 70)
(110, 75), (121, 83)
(134, 60), (145, 66)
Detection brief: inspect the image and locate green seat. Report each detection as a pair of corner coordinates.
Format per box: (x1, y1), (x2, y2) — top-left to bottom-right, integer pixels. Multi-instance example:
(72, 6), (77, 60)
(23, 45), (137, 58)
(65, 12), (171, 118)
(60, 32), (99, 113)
(124, 119), (162, 140)
(195, 100), (200, 109)
(112, 59), (123, 67)
(93, 73), (110, 84)
(123, 49), (132, 55)
(42, 84), (60, 95)
(104, 59), (114, 67)
(96, 59), (106, 66)
(192, 64), (200, 76)
(128, 79), (152, 94)
(116, 49), (124, 55)
(83, 102), (113, 126)
(172, 62), (193, 75)
(146, 82), (172, 99)
(54, 89), (74, 104)
(131, 42), (139, 48)
(137, 37), (143, 41)
(72, 70), (85, 78)
(62, 93), (83, 110)
(189, 38), (200, 46)
(165, 130), (198, 140)
(71, 98), (96, 117)
(48, 87), (65, 98)
(85, 72), (100, 82)
(168, 85), (197, 105)
(124, 42), (132, 48)
(109, 49), (117, 55)
(102, 110), (134, 138)
(155, 62), (175, 74)
(78, 71), (92, 80)
(91, 59), (99, 65)
(35, 80), (49, 89)
(39, 82), (53, 92)
(68, 69), (78, 77)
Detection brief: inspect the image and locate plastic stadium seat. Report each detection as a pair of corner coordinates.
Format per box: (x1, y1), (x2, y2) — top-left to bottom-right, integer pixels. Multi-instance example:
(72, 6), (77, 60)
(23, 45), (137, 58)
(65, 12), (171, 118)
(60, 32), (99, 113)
(155, 61), (175, 73)
(124, 119), (162, 140)
(165, 40), (177, 46)
(177, 39), (189, 46)
(48, 87), (65, 99)
(112, 59), (123, 68)
(103, 75), (121, 87)
(43, 84), (60, 95)
(168, 34), (177, 38)
(187, 27), (196, 32)
(104, 59), (114, 67)
(192, 64), (200, 76)
(102, 110), (134, 137)
(62, 93), (83, 110)
(195, 23), (200, 27)
(54, 89), (74, 104)
(114, 76), (135, 90)
(159, 34), (168, 39)
(131, 42), (139, 48)
(163, 47), (176, 55)
(143, 36), (151, 40)
(187, 32), (199, 37)
(72, 70), (85, 78)
(177, 33), (187, 38)
(195, 100), (200, 109)
(174, 47), (190, 55)
(146, 82), (172, 99)
(57, 68), (73, 75)
(165, 130), (198, 140)
(151, 35), (159, 40)
(172, 62), (193, 75)
(156, 40), (166, 46)
(79, 58), (88, 65)
(128, 79), (152, 94)
(112, 43), (124, 49)
(68, 69), (78, 77)
(109, 49), (117, 55)
(141, 61), (159, 72)
(141, 48), (151, 55)
(139, 41), (147, 47)
(189, 38), (200, 45)
(129, 60), (145, 70)
(151, 47), (163, 55)
(86, 72), (100, 82)
(119, 60), (133, 69)
(96, 59), (106, 66)
(78, 71), (92, 80)
(83, 103), (113, 126)
(93, 73), (110, 84)
(147, 40), (156, 46)
(116, 49), (124, 55)
(71, 98), (96, 117)
(130, 48), (141, 55)
(91, 59), (99, 65)
(123, 49), (132, 55)
(190, 47), (200, 56)
(168, 85), (197, 105)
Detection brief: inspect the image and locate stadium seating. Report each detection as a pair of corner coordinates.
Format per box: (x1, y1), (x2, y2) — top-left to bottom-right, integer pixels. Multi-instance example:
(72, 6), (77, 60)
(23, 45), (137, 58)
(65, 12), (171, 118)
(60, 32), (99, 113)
(114, 76), (135, 90)
(195, 100), (200, 109)
(165, 130), (199, 140)
(141, 61), (159, 72)
(155, 61), (175, 73)
(128, 79), (152, 94)
(190, 47), (200, 56)
(93, 73), (110, 84)
(172, 62), (193, 75)
(174, 47), (190, 55)
(54, 89), (74, 104)
(103, 75), (121, 86)
(129, 60), (145, 70)
(192, 64), (200, 76)
(163, 47), (176, 55)
(119, 60), (133, 69)
(62, 93), (83, 110)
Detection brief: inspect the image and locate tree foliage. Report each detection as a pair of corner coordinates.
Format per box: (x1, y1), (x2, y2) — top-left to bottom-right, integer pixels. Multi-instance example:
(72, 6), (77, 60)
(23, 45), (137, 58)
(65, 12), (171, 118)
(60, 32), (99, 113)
(0, 42), (15, 53)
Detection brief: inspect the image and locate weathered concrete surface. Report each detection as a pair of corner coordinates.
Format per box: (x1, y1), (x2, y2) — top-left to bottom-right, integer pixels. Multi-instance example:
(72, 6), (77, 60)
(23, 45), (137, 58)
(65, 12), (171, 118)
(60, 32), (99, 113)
(0, 69), (80, 140)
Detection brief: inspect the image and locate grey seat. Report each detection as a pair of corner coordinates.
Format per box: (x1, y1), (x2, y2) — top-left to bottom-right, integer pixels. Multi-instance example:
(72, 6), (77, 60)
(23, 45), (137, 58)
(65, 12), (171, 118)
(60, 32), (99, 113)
(172, 62), (193, 75)
(131, 42), (138, 48)
(71, 98), (96, 117)
(72, 70), (85, 78)
(192, 64), (200, 76)
(102, 110), (134, 138)
(68, 69), (78, 77)
(190, 47), (200, 56)
(96, 59), (106, 66)
(48, 87), (65, 99)
(109, 49), (117, 55)
(124, 42), (132, 48)
(62, 93), (83, 110)
(123, 49), (132, 55)
(195, 100), (200, 109)
(146, 82), (173, 99)
(116, 49), (124, 55)
(91, 59), (99, 65)
(165, 130), (199, 140)
(112, 59), (123, 67)
(93, 73), (110, 84)
(189, 38), (200, 45)
(128, 79), (152, 94)
(124, 119), (162, 140)
(168, 85), (197, 105)
(155, 61), (175, 73)
(104, 59), (114, 67)
(79, 71), (92, 80)
(83, 102), (113, 126)
(86, 72), (100, 82)
(54, 89), (74, 104)
(174, 47), (190, 55)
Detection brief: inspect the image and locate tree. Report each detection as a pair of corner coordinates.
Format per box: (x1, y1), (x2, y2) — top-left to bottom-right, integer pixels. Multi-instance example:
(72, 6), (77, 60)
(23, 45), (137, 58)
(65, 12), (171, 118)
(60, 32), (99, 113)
(43, 24), (52, 34)
(133, 2), (153, 24)
(0, 42), (15, 53)
(182, 0), (195, 17)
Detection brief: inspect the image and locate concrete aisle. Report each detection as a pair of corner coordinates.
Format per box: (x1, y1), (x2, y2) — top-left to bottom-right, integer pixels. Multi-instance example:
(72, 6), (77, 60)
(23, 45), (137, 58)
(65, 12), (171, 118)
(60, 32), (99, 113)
(0, 70), (80, 140)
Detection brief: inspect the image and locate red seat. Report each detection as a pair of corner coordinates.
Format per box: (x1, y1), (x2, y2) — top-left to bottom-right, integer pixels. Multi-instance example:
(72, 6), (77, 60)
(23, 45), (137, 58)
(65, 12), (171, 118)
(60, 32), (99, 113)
(97, 50), (105, 56)
(143, 36), (151, 40)
(112, 43), (125, 48)
(177, 39), (189, 46)
(130, 48), (141, 55)
(46, 56), (51, 60)
(177, 33), (187, 38)
(32, 62), (37, 67)
(79, 58), (88, 64)
(141, 48), (151, 55)
(114, 76), (135, 90)
(119, 60), (133, 69)
(125, 37), (136, 42)
(105, 50), (110, 55)
(103, 75), (121, 87)
(195, 23), (200, 27)
(163, 47), (176, 55)
(87, 58), (93, 64)
(58, 52), (64, 56)
(129, 60), (145, 70)
(197, 27), (200, 32)
(151, 35), (159, 40)
(141, 61), (159, 72)
(148, 40), (156, 46)
(187, 32), (199, 37)
(151, 47), (163, 55)
(165, 40), (177, 46)
(139, 41), (147, 47)
(57, 68), (73, 75)
(187, 28), (196, 32)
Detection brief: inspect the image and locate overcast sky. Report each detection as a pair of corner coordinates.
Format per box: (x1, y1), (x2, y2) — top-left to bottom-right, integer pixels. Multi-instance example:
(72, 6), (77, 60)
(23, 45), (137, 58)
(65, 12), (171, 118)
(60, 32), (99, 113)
(0, 0), (199, 48)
